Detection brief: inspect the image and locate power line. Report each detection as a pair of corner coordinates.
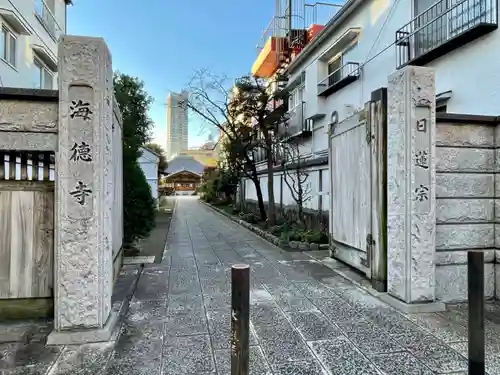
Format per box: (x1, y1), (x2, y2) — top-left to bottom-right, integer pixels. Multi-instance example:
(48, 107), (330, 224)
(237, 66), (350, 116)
(363, 0), (402, 64)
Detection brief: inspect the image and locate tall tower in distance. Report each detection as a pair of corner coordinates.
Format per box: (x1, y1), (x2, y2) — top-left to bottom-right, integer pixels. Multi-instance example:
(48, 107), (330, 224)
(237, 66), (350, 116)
(166, 90), (189, 161)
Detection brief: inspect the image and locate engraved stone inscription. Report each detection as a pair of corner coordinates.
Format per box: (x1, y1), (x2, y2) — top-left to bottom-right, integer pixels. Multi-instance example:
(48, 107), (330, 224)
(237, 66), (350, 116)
(413, 106), (431, 214)
(70, 100), (93, 120)
(69, 181), (92, 205)
(414, 150), (429, 169)
(414, 184), (429, 202)
(68, 85), (94, 218)
(416, 118), (427, 132)
(70, 141), (92, 162)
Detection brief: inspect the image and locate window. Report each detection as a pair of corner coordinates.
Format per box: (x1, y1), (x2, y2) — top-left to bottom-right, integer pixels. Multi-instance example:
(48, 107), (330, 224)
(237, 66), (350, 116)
(1, 26), (17, 67)
(32, 58), (54, 89)
(327, 56), (342, 86)
(288, 85), (304, 112)
(436, 104), (447, 113)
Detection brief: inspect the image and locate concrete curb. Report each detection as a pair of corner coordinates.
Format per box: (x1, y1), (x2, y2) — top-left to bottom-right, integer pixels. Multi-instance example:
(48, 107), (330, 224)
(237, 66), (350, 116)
(200, 200), (329, 253)
(161, 197), (177, 262)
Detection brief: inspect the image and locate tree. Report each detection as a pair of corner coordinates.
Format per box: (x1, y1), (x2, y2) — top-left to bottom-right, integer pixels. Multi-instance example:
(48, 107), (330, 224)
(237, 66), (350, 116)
(145, 143), (168, 178)
(113, 72), (156, 246)
(282, 141), (312, 226)
(199, 167), (238, 203)
(114, 73), (154, 161)
(218, 123), (266, 219)
(123, 161), (156, 242)
(186, 69), (289, 224)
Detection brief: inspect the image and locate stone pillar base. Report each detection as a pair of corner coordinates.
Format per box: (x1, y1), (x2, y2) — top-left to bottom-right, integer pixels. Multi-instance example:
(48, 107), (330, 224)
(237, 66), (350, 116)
(378, 293), (445, 314)
(47, 307), (120, 346)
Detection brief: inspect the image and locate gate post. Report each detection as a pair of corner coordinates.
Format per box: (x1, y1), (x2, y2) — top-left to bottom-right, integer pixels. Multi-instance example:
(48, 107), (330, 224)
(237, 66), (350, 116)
(48, 36), (117, 344)
(231, 264), (250, 375)
(381, 66), (444, 313)
(369, 88), (388, 293)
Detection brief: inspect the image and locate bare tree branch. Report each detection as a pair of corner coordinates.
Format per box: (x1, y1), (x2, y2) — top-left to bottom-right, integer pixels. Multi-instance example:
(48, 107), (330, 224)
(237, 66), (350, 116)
(282, 140), (312, 224)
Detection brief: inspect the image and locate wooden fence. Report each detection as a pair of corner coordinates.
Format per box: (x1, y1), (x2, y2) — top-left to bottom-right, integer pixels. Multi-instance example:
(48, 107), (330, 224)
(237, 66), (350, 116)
(0, 151), (55, 299)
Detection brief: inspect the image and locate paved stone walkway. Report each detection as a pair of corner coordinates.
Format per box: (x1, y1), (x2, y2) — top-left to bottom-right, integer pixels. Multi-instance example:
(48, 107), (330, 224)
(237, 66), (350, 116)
(120, 197), (483, 375)
(3, 197), (500, 374)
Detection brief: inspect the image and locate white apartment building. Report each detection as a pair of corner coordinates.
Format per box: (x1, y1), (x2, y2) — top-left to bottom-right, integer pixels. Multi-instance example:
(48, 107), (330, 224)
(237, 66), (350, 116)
(0, 0), (70, 89)
(287, 0), (498, 122)
(246, 0), (499, 209)
(243, 0), (500, 304)
(166, 90), (189, 161)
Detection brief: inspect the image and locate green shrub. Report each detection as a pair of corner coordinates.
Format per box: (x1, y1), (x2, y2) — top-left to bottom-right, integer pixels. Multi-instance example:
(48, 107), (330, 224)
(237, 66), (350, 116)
(269, 225), (284, 236)
(241, 212), (259, 224)
(279, 228), (328, 244)
(123, 160), (156, 245)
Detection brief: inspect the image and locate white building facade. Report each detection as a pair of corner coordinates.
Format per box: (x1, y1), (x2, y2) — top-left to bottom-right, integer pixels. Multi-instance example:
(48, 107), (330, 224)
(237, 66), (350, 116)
(138, 147), (160, 202)
(265, 0), (500, 212)
(243, 0), (500, 304)
(248, 0), (499, 207)
(166, 90), (189, 161)
(0, 0), (70, 89)
(287, 0), (499, 121)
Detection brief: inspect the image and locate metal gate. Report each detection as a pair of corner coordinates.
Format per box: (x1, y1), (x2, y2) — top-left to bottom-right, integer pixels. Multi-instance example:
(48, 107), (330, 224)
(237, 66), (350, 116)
(328, 91), (387, 287)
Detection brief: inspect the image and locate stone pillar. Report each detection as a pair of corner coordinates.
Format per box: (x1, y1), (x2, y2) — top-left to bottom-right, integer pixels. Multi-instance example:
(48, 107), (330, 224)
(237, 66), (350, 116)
(494, 84), (500, 299)
(383, 66), (444, 313)
(48, 36), (116, 345)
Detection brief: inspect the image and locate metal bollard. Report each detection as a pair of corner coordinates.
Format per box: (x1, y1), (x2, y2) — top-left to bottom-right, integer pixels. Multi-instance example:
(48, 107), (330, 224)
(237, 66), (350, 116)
(231, 264), (250, 375)
(468, 251), (485, 375)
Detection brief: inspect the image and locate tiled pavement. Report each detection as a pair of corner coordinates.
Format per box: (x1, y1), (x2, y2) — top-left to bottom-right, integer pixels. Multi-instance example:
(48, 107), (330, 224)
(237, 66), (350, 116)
(3, 196), (500, 374)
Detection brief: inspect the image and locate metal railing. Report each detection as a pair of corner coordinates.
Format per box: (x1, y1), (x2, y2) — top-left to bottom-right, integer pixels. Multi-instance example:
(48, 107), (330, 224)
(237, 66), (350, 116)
(35, 0), (63, 41)
(256, 16), (288, 56)
(395, 0), (497, 68)
(278, 101), (313, 141)
(252, 147), (267, 164)
(265, 79), (288, 112)
(286, 101), (305, 136)
(317, 62), (360, 95)
(305, 2), (343, 27)
(249, 135), (285, 165)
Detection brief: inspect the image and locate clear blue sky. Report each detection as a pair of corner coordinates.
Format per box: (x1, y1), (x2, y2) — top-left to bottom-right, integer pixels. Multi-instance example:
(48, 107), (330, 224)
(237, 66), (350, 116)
(68, 0), (274, 149)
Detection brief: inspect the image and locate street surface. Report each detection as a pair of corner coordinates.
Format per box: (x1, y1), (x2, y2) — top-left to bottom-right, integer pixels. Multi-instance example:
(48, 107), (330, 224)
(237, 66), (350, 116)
(4, 197), (500, 374)
(122, 197), (473, 375)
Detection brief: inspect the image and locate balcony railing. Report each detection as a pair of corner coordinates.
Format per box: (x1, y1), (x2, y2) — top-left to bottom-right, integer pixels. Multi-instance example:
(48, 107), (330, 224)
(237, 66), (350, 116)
(278, 102), (313, 141)
(317, 62), (360, 97)
(265, 79), (288, 114)
(252, 147), (266, 164)
(35, 0), (63, 41)
(395, 0), (497, 68)
(251, 142), (285, 165)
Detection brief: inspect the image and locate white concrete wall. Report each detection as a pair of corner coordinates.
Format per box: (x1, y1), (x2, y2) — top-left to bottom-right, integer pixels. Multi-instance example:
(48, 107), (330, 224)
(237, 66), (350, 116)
(435, 120), (496, 302)
(147, 178), (159, 200)
(289, 0), (500, 125)
(0, 0), (67, 89)
(138, 149), (159, 201)
(243, 166), (329, 213)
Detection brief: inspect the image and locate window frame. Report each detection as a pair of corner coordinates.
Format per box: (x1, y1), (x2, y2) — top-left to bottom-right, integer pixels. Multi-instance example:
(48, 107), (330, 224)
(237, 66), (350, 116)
(33, 56), (54, 90)
(1, 23), (17, 68)
(320, 39), (358, 89)
(288, 84), (305, 113)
